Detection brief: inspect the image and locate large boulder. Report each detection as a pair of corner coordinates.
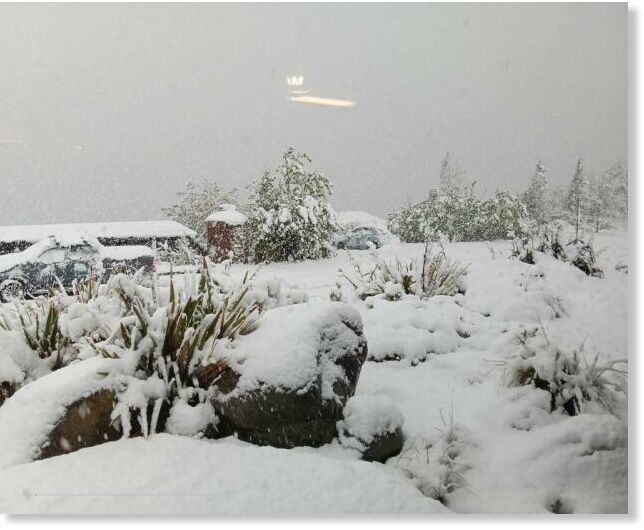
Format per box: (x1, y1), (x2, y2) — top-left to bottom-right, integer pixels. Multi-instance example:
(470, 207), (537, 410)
(212, 302), (368, 448)
(0, 356), (124, 468)
(39, 389), (121, 459)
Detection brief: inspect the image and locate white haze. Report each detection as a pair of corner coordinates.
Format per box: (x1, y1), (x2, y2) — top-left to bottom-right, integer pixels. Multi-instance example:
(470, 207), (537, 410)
(0, 2), (627, 225)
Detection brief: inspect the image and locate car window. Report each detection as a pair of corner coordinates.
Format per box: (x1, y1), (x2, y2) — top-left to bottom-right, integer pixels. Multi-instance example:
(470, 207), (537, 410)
(38, 248), (66, 264)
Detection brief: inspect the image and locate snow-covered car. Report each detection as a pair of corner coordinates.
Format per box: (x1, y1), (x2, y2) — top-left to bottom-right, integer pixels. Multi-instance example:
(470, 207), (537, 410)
(0, 236), (154, 302)
(336, 226), (388, 250)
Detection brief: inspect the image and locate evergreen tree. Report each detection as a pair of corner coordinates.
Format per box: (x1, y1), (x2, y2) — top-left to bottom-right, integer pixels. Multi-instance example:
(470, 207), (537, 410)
(439, 152), (463, 195)
(523, 161), (550, 224)
(587, 174), (610, 233)
(246, 148), (338, 262)
(602, 162), (628, 228)
(565, 158), (588, 242)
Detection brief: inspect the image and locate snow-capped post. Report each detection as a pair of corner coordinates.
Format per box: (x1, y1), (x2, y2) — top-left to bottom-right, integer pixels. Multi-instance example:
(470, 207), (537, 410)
(206, 204), (248, 262)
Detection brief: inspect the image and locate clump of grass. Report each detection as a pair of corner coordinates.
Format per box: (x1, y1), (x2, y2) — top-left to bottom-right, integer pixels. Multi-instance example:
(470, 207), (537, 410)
(14, 300), (70, 370)
(339, 242), (468, 301)
(392, 408), (469, 506)
(72, 274), (102, 303)
(507, 325), (627, 416)
(511, 224), (604, 278)
(89, 258), (261, 435)
(0, 381), (17, 407)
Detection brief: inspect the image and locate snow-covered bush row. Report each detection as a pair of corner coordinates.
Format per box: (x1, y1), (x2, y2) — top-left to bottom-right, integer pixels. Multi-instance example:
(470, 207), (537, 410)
(337, 242), (468, 302)
(388, 187), (527, 244)
(387, 155), (627, 247)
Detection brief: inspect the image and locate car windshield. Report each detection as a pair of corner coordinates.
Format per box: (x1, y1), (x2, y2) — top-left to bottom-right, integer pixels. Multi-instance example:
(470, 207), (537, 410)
(67, 245), (96, 260)
(352, 227), (376, 235)
(38, 248), (65, 264)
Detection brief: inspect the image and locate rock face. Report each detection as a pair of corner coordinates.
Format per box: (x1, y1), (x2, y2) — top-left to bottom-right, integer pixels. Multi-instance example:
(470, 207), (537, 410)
(39, 390), (121, 459)
(359, 428), (404, 463)
(337, 394), (405, 463)
(212, 303), (368, 448)
(39, 390), (172, 460)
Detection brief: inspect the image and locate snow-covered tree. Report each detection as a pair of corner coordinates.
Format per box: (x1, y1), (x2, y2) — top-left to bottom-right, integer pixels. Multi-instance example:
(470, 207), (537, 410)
(586, 162), (628, 232)
(565, 158), (588, 242)
(482, 190), (528, 240)
(523, 161), (550, 224)
(162, 180), (237, 244)
(587, 175), (610, 233)
(602, 162), (628, 228)
(439, 152), (463, 195)
(246, 148), (338, 262)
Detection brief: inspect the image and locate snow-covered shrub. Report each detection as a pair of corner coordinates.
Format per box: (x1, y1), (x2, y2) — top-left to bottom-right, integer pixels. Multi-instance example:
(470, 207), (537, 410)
(507, 328), (627, 416)
(9, 300), (71, 370)
(0, 299), (77, 404)
(531, 221), (567, 260)
(517, 221), (604, 277)
(568, 241), (603, 278)
(511, 237), (535, 265)
(156, 236), (203, 266)
(0, 259), (265, 423)
(244, 277), (309, 312)
(388, 186), (527, 243)
(245, 148), (338, 262)
(387, 199), (433, 244)
(162, 180), (238, 245)
(339, 243), (468, 300)
(480, 190), (528, 241)
(68, 260), (263, 438)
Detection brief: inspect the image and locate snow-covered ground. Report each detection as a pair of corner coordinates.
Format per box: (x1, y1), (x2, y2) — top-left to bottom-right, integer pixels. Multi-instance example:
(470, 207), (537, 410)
(0, 232), (629, 514)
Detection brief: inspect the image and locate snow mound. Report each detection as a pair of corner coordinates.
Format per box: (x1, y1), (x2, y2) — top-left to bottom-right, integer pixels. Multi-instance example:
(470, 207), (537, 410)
(363, 296), (469, 363)
(339, 394), (404, 444)
(165, 400), (218, 437)
(206, 204), (247, 226)
(0, 434), (448, 514)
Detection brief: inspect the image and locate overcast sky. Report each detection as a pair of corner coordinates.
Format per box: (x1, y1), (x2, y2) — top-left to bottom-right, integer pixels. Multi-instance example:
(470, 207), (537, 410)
(0, 2), (627, 225)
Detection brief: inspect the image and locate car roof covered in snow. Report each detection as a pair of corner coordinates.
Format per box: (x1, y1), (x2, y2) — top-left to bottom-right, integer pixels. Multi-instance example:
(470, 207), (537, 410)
(0, 237), (153, 273)
(335, 210), (390, 233)
(0, 220), (196, 244)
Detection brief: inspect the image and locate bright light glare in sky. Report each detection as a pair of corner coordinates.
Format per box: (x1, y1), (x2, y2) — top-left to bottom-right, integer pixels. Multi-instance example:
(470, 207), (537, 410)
(289, 95), (356, 108)
(286, 74), (356, 108)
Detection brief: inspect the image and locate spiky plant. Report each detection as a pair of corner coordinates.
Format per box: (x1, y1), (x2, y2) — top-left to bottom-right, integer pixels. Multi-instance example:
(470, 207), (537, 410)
(72, 274), (102, 303)
(339, 242), (468, 301)
(418, 243), (469, 297)
(14, 300), (70, 369)
(507, 327), (627, 416)
(100, 259), (260, 410)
